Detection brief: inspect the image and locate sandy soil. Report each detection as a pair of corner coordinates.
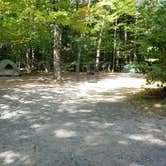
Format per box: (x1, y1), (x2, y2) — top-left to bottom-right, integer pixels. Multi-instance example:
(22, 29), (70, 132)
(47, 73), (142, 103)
(0, 73), (166, 166)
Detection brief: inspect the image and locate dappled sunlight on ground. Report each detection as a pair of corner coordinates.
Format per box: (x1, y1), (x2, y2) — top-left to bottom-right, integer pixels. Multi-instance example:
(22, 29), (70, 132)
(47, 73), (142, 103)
(0, 73), (166, 166)
(127, 134), (166, 146)
(0, 150), (31, 165)
(54, 129), (77, 138)
(0, 151), (21, 164)
(77, 74), (146, 98)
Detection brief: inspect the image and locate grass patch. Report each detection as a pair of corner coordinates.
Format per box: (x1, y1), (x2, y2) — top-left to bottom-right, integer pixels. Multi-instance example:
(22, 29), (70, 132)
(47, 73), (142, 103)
(129, 88), (166, 116)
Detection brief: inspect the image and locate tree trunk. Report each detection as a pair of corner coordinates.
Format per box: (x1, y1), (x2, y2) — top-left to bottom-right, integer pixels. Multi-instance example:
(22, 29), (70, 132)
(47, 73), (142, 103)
(112, 19), (117, 72)
(124, 28), (128, 62)
(26, 48), (31, 73)
(76, 46), (81, 73)
(133, 41), (137, 62)
(95, 18), (105, 72)
(31, 48), (35, 70)
(53, 24), (62, 81)
(87, 0), (91, 7)
(95, 30), (102, 72)
(133, 15), (138, 62)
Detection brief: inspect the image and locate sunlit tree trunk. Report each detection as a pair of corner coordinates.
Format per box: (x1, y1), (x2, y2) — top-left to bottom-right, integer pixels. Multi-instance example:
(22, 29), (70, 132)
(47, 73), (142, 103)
(112, 19), (117, 72)
(95, 29), (102, 72)
(53, 24), (62, 81)
(52, 0), (62, 81)
(87, 0), (91, 7)
(31, 48), (35, 70)
(133, 15), (138, 62)
(26, 48), (31, 73)
(124, 28), (128, 63)
(96, 17), (105, 72)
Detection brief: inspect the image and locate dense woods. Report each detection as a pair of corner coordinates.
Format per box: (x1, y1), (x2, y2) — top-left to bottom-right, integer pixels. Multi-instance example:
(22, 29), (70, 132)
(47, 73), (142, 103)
(0, 0), (165, 83)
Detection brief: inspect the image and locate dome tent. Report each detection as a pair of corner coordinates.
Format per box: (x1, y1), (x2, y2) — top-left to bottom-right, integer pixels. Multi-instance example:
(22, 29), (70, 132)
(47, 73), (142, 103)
(0, 59), (20, 76)
(122, 64), (140, 73)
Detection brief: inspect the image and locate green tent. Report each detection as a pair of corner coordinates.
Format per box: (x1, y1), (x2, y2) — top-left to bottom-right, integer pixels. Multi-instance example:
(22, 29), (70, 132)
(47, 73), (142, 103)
(0, 59), (20, 76)
(122, 64), (139, 73)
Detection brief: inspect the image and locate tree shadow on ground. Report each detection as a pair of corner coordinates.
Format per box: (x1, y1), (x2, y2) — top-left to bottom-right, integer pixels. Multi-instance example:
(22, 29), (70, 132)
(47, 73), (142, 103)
(0, 74), (166, 166)
(129, 88), (166, 117)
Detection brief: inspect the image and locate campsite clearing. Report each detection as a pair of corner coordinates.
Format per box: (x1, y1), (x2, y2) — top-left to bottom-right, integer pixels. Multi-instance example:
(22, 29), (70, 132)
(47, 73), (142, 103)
(0, 73), (166, 166)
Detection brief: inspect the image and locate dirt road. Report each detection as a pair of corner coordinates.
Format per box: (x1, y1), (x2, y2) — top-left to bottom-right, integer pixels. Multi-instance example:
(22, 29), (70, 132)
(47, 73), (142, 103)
(0, 73), (166, 166)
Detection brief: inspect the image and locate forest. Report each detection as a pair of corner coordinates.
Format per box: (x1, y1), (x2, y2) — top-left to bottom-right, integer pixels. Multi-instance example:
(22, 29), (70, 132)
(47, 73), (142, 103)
(0, 1), (166, 165)
(0, 0), (166, 83)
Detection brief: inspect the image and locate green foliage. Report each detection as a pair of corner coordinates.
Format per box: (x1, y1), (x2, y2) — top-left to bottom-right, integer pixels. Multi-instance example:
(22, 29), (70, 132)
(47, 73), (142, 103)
(129, 88), (166, 116)
(0, 0), (165, 82)
(138, 0), (166, 84)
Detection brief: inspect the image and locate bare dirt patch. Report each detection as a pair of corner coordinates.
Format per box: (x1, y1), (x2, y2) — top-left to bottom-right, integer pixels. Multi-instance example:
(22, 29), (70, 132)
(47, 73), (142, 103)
(0, 73), (166, 166)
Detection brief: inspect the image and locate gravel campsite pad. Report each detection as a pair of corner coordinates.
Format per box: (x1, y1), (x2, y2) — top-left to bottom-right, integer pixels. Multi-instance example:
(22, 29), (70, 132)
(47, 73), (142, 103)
(0, 73), (166, 166)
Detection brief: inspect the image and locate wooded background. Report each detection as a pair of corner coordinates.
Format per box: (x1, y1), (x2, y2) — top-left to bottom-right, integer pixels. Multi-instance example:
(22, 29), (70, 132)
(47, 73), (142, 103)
(0, 0), (165, 83)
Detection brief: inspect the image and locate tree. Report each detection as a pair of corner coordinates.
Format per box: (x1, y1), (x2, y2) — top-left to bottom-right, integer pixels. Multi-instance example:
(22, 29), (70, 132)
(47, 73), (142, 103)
(138, 0), (166, 84)
(1, 0), (165, 85)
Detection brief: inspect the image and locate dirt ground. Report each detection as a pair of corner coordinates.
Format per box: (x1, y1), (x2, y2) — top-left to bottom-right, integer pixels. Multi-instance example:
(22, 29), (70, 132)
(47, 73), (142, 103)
(0, 73), (166, 166)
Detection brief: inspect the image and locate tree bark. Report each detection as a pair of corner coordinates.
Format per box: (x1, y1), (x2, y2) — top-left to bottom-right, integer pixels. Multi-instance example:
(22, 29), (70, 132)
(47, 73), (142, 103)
(124, 29), (128, 62)
(31, 48), (35, 70)
(52, 0), (62, 81)
(95, 18), (105, 72)
(112, 19), (117, 72)
(95, 30), (102, 72)
(26, 48), (31, 73)
(133, 15), (138, 62)
(87, 0), (91, 7)
(76, 46), (81, 73)
(53, 24), (62, 81)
